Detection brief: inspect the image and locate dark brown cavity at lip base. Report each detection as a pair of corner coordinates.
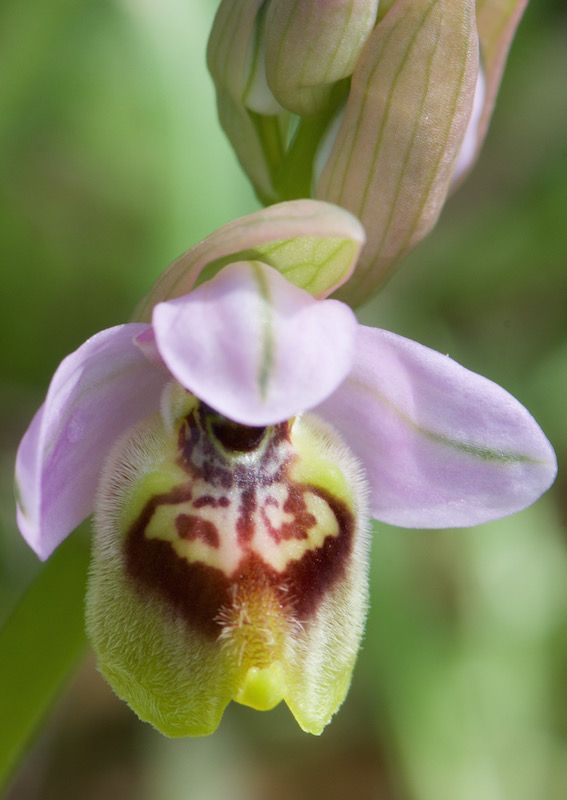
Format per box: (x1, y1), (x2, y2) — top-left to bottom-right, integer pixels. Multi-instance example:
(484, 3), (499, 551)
(200, 402), (269, 454)
(124, 484), (355, 639)
(211, 420), (267, 453)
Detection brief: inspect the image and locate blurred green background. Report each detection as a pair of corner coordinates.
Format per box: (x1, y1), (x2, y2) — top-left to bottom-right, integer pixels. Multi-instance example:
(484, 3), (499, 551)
(1, 1), (566, 798)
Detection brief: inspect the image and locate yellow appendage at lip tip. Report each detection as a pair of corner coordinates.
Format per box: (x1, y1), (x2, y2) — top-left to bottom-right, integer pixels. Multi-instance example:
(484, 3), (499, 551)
(235, 662), (286, 711)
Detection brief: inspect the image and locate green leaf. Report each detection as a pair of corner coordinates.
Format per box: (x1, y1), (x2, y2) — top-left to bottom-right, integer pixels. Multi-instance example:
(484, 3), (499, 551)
(0, 528), (90, 789)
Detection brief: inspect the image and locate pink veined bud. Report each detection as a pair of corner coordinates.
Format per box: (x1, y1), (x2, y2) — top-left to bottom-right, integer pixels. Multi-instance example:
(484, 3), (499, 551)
(315, 0), (479, 304)
(264, 0), (380, 116)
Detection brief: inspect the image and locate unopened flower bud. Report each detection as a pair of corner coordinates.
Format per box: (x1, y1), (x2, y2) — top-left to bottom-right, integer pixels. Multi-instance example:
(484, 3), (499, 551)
(316, 0), (479, 304)
(454, 0), (528, 184)
(264, 0), (379, 116)
(209, 0), (526, 304)
(207, 0), (284, 203)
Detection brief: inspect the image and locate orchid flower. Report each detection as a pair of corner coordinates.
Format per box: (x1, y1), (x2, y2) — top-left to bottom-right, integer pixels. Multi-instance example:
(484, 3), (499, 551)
(15, 201), (556, 737)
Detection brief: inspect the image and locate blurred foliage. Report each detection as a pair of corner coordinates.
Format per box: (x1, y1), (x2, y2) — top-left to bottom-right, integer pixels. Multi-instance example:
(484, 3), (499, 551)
(0, 529), (89, 784)
(0, 1), (565, 799)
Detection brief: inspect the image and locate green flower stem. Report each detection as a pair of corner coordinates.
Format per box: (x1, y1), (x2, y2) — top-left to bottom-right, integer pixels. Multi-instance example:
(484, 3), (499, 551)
(274, 82), (349, 201)
(250, 111), (286, 203)
(0, 527), (90, 789)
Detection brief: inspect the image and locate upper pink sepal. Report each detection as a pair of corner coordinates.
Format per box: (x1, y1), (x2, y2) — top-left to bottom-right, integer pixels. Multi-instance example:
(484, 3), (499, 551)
(15, 324), (167, 559)
(152, 261), (357, 426)
(316, 326), (557, 528)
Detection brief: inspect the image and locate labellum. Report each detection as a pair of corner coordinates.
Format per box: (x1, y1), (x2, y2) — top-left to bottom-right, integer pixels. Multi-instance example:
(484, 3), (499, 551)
(87, 383), (370, 735)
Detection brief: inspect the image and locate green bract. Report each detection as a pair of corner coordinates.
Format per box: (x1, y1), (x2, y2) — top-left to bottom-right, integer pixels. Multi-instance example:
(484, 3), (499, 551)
(264, 0), (380, 116)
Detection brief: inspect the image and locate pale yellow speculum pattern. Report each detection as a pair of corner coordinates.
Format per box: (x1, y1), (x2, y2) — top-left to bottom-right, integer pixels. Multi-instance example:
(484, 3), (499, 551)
(144, 482), (340, 574)
(256, 489), (340, 571)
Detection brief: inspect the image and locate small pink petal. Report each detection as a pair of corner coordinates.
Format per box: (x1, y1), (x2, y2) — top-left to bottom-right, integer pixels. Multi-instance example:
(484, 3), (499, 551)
(15, 324), (167, 559)
(452, 68), (486, 186)
(134, 327), (166, 368)
(316, 326), (557, 528)
(152, 261), (357, 426)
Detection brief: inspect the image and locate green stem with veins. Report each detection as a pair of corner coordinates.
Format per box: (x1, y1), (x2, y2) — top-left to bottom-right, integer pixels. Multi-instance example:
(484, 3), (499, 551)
(273, 81), (349, 202)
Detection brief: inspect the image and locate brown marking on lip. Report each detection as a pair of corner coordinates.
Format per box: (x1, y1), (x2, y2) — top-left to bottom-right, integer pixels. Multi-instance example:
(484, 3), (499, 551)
(125, 484), (354, 639)
(176, 514), (220, 548)
(125, 405), (354, 639)
(260, 485), (317, 543)
(193, 495), (230, 509)
(125, 486), (230, 637)
(284, 487), (354, 620)
(236, 487), (256, 546)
